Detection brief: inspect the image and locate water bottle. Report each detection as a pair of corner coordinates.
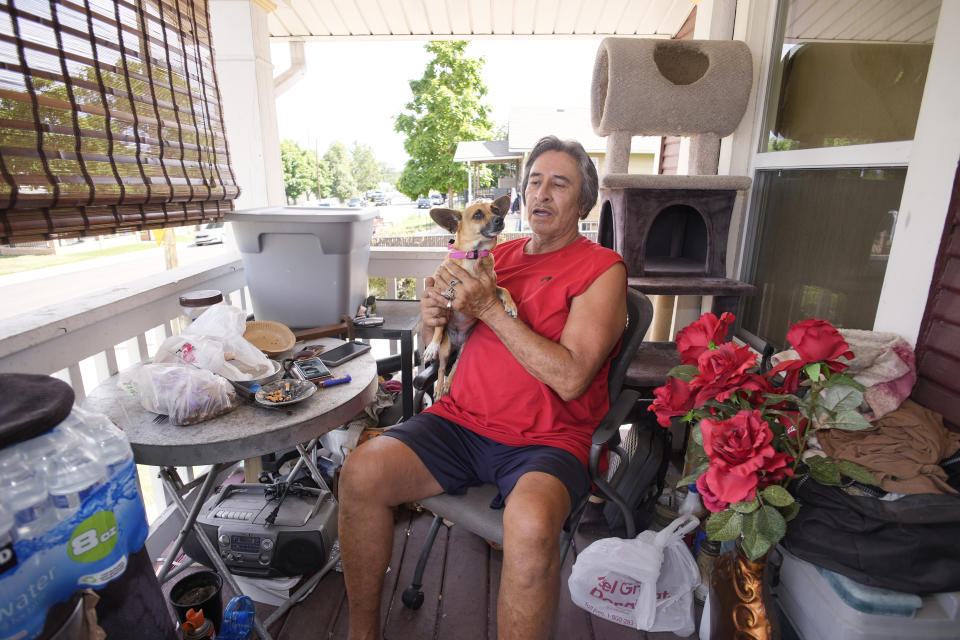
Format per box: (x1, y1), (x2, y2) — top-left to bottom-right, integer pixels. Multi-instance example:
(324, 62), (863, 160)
(63, 407), (134, 478)
(13, 429), (74, 478)
(218, 596), (255, 640)
(0, 451), (58, 541)
(0, 502), (17, 573)
(45, 447), (107, 519)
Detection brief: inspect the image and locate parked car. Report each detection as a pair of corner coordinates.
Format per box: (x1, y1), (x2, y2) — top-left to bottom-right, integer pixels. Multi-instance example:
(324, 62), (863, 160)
(430, 193), (445, 205)
(194, 222), (225, 245)
(417, 196), (431, 209)
(347, 197), (367, 207)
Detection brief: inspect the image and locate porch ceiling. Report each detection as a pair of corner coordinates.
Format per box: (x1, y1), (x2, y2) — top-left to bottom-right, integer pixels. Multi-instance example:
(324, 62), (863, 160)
(261, 0), (941, 43)
(263, 0), (695, 40)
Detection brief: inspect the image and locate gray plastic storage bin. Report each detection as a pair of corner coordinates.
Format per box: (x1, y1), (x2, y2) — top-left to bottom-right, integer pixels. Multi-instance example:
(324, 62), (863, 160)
(774, 546), (960, 640)
(226, 207), (378, 329)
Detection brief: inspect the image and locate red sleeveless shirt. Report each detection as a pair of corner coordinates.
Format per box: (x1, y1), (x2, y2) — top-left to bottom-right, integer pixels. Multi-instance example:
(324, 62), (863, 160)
(426, 236), (624, 467)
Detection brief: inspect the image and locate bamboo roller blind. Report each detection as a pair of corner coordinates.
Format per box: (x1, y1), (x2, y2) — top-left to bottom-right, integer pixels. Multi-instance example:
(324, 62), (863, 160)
(0, 0), (239, 244)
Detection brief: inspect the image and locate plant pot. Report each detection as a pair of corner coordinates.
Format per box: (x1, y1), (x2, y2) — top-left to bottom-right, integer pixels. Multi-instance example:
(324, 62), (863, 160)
(708, 539), (780, 640)
(168, 570), (223, 633)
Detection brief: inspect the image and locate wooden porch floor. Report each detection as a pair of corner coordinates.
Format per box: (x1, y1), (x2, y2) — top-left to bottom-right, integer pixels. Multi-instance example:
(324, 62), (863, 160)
(241, 503), (700, 640)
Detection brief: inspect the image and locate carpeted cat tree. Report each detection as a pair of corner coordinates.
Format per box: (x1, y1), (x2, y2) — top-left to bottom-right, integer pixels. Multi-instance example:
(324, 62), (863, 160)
(590, 37), (758, 389)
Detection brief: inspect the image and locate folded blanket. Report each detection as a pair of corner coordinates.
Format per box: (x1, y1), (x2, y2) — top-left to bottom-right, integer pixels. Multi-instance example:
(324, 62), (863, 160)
(838, 329), (916, 420)
(819, 399), (960, 495)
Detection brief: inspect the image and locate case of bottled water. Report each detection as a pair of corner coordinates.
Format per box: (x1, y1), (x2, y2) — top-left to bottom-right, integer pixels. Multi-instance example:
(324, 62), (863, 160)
(0, 406), (148, 640)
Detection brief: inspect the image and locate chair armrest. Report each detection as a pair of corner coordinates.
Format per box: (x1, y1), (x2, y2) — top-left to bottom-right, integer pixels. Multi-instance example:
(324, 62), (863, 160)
(414, 361), (439, 390)
(589, 389), (641, 467)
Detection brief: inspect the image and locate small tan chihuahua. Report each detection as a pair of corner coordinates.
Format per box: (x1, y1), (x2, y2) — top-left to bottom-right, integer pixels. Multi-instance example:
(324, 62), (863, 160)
(423, 194), (517, 398)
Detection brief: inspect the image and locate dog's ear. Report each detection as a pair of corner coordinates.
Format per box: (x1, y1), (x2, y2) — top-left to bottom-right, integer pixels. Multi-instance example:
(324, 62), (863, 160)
(491, 194), (511, 217)
(430, 208), (461, 234)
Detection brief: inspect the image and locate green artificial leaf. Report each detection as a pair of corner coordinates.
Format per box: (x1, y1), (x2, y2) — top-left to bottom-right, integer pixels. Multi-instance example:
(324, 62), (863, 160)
(835, 460), (880, 486)
(675, 465), (707, 489)
(730, 498), (760, 513)
(706, 510), (743, 542)
(666, 364), (700, 382)
(740, 511), (770, 560)
(741, 506), (787, 560)
(760, 485), (795, 507)
(819, 385), (864, 412)
(764, 393), (803, 405)
(756, 505), (788, 544)
(830, 409), (874, 431)
(804, 363), (822, 382)
(808, 456), (843, 485)
(822, 374), (866, 392)
(691, 423), (704, 447)
(779, 502), (801, 522)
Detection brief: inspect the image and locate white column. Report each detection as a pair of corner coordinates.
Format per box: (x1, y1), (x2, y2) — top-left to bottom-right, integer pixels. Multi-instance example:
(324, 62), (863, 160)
(209, 0), (284, 210)
(874, 1), (960, 344)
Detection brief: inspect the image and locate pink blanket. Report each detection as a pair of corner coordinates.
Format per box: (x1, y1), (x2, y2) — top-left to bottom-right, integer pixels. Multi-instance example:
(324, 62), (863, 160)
(838, 329), (916, 421)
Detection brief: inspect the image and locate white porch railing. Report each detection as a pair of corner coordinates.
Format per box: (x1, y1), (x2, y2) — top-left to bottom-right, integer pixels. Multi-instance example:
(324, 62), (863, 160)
(0, 246), (444, 556)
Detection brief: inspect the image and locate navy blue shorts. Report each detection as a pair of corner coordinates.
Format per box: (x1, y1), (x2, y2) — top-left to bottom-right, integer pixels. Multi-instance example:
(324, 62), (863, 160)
(383, 412), (590, 510)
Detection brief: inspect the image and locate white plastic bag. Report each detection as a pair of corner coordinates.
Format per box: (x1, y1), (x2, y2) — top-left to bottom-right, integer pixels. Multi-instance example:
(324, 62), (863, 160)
(125, 363), (236, 425)
(154, 305), (273, 380)
(568, 515), (700, 633)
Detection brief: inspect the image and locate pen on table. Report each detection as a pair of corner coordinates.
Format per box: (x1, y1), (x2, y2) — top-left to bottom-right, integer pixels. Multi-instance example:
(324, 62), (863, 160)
(320, 375), (352, 388)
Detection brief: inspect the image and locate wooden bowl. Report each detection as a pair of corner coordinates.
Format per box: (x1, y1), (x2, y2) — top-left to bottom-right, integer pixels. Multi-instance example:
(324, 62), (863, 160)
(243, 321), (296, 356)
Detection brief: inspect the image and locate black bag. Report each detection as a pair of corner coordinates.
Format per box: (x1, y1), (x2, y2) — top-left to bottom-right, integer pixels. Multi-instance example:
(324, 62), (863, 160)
(602, 417), (672, 536)
(782, 475), (960, 594)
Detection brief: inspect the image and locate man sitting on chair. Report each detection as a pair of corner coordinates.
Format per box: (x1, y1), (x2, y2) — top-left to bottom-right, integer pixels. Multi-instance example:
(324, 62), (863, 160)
(339, 135), (628, 640)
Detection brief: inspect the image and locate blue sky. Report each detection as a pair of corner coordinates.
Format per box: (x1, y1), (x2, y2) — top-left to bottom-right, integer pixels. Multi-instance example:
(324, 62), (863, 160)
(271, 38), (603, 170)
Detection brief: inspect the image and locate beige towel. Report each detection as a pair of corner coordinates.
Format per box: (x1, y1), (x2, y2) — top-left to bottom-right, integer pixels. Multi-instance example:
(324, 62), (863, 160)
(819, 399), (960, 495)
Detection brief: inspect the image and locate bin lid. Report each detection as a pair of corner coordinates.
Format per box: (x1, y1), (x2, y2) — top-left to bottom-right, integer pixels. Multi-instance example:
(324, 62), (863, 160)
(225, 206), (379, 223)
(0, 374), (74, 449)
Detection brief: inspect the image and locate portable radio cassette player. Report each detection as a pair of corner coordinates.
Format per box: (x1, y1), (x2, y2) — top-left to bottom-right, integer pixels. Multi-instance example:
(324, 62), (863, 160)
(183, 482), (337, 578)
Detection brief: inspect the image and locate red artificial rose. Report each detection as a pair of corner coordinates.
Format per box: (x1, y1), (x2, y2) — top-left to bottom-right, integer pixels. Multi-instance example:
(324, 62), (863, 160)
(768, 319), (854, 392)
(649, 376), (695, 427)
(691, 342), (766, 406)
(787, 319), (854, 367)
(696, 471), (729, 513)
(698, 410), (794, 506)
(675, 312), (735, 366)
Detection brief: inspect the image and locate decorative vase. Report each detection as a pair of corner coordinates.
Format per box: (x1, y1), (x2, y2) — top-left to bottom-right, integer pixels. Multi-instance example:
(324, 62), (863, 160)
(708, 539), (780, 640)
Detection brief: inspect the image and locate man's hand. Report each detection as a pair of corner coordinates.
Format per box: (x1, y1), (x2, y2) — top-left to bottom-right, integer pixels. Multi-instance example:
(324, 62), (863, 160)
(420, 276), (449, 329)
(436, 257), (502, 322)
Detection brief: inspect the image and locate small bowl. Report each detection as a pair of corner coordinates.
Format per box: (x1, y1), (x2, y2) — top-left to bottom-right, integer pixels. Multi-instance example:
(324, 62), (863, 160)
(255, 378), (316, 406)
(249, 359), (283, 386)
(244, 321), (296, 356)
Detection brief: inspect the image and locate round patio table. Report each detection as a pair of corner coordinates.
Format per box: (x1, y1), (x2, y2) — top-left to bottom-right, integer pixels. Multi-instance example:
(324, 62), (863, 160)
(82, 337), (378, 640)
(83, 337), (378, 467)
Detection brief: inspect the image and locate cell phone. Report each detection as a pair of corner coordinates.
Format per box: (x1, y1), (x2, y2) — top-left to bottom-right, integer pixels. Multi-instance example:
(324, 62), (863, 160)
(291, 356), (333, 383)
(318, 341), (372, 367)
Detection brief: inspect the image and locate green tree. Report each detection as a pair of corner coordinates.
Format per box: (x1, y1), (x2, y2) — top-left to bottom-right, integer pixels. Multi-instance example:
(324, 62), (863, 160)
(280, 139), (317, 204)
(379, 163), (401, 187)
(394, 41), (494, 202)
(351, 142), (381, 194)
(324, 141), (357, 202)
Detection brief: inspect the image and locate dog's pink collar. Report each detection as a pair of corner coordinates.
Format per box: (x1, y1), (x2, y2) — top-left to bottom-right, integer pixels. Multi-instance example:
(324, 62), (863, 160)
(448, 246), (490, 259)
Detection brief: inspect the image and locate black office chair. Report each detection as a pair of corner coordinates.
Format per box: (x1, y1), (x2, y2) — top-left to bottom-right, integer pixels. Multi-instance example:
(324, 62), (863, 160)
(400, 288), (657, 609)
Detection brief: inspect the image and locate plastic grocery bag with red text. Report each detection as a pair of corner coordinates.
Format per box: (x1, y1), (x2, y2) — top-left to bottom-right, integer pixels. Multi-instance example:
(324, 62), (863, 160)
(567, 515), (700, 635)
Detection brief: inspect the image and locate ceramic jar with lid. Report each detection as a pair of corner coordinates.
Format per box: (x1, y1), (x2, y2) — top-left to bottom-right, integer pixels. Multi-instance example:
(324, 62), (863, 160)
(178, 289), (224, 322)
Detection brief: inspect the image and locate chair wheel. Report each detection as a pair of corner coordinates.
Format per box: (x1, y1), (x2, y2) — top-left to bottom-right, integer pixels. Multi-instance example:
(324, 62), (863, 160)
(402, 586), (424, 610)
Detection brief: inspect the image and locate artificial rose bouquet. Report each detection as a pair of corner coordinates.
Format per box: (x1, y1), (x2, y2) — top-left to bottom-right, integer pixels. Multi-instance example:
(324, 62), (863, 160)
(650, 313), (878, 560)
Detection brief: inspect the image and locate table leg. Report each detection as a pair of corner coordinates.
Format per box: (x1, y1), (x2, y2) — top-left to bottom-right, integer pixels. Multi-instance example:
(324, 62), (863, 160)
(155, 464), (223, 584)
(401, 330), (414, 419)
(158, 465), (275, 640)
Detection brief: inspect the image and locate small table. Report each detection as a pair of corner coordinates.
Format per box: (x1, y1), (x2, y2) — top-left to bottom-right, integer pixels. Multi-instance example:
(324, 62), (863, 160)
(83, 338), (378, 640)
(353, 298), (422, 419)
